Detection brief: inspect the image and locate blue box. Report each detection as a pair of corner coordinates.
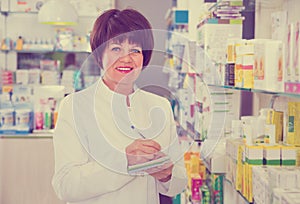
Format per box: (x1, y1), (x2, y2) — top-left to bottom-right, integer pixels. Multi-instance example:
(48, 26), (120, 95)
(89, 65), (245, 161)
(174, 10), (189, 24)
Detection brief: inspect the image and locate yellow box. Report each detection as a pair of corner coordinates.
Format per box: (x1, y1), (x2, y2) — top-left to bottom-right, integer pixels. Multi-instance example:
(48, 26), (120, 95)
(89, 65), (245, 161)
(287, 102), (300, 145)
(242, 163), (248, 198)
(236, 162), (243, 191)
(248, 165), (254, 203)
(243, 163), (248, 200)
(287, 102), (296, 144)
(296, 147), (300, 166)
(227, 42), (236, 63)
(242, 69), (254, 88)
(235, 56), (243, 87)
(236, 144), (245, 191)
(274, 111), (283, 143)
(187, 174), (191, 189)
(242, 55), (254, 88)
(2, 85), (13, 93)
(199, 164), (206, 180)
(267, 110), (284, 143)
(295, 103), (300, 145)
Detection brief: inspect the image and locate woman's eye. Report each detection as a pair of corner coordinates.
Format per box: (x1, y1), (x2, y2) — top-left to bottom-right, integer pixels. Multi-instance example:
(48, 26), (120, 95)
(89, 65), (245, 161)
(130, 49), (142, 54)
(111, 47), (121, 52)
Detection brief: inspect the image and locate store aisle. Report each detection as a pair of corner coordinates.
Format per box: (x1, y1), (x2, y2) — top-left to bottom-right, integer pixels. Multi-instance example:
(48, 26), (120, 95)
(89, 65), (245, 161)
(224, 179), (249, 204)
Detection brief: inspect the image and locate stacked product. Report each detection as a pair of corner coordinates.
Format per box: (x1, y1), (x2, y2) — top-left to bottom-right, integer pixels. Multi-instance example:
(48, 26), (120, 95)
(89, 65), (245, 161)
(1, 70), (14, 87)
(225, 38), (236, 86)
(226, 38), (284, 92)
(41, 71), (60, 85)
(210, 0), (245, 21)
(253, 39), (284, 92)
(0, 85), (34, 134)
(15, 69), (41, 85)
(61, 70), (83, 93)
(226, 138), (300, 203)
(40, 59), (60, 85)
(33, 86), (64, 132)
(252, 166), (300, 204)
(196, 0), (244, 85)
(234, 39), (254, 88)
(285, 21), (300, 94)
(182, 151), (207, 204)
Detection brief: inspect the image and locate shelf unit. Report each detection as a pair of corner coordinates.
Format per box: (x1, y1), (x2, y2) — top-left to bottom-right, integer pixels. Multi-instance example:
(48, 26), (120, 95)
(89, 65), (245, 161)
(167, 1), (300, 204)
(0, 3), (99, 71)
(0, 1), (109, 136)
(208, 84), (300, 99)
(1, 49), (91, 54)
(0, 133), (53, 139)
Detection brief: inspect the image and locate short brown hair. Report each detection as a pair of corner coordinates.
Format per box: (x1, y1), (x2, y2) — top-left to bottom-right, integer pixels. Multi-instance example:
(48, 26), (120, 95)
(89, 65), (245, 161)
(90, 9), (154, 68)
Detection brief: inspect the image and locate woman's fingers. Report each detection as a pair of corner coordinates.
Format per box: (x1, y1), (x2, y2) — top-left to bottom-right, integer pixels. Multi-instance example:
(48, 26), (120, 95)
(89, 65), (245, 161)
(139, 139), (161, 151)
(126, 139), (161, 155)
(126, 139), (163, 165)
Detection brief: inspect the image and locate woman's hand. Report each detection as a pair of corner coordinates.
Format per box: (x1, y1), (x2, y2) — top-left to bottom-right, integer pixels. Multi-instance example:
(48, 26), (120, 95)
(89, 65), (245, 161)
(146, 160), (173, 183)
(125, 139), (161, 166)
(145, 151), (173, 182)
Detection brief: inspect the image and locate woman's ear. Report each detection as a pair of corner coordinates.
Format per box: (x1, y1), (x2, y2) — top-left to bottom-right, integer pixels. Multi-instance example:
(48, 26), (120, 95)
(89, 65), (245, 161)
(98, 57), (103, 69)
(92, 55), (103, 69)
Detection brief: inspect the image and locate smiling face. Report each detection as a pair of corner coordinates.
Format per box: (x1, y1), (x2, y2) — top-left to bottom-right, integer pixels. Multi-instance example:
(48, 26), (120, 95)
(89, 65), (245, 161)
(101, 39), (144, 91)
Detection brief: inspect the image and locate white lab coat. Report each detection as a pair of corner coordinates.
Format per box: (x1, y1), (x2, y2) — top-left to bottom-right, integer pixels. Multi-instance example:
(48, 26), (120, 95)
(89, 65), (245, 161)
(52, 78), (187, 204)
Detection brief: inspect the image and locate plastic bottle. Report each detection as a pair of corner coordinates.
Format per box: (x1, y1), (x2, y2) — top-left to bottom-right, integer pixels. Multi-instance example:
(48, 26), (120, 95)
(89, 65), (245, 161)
(231, 119), (242, 138)
(241, 116), (256, 144)
(257, 108), (273, 143)
(200, 184), (211, 204)
(15, 36), (23, 50)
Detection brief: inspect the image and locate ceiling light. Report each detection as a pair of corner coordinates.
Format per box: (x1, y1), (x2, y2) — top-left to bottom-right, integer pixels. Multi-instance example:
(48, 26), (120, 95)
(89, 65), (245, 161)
(38, 0), (78, 26)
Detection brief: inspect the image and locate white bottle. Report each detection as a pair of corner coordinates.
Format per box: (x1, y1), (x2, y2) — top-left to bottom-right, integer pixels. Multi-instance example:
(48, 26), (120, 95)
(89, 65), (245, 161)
(256, 108), (272, 141)
(241, 116), (256, 145)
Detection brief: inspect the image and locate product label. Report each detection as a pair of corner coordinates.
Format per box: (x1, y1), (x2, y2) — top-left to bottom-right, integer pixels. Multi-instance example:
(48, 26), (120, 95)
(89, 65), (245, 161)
(289, 116), (295, 132)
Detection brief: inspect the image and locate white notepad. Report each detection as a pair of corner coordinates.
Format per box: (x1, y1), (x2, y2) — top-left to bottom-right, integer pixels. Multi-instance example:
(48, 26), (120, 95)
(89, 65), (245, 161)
(127, 156), (171, 174)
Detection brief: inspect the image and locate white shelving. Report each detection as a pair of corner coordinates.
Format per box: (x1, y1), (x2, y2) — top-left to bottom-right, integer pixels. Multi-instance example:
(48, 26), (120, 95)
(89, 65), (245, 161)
(0, 0), (115, 72)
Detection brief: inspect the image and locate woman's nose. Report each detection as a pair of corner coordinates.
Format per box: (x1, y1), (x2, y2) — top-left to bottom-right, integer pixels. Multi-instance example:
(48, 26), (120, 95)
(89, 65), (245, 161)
(119, 52), (133, 62)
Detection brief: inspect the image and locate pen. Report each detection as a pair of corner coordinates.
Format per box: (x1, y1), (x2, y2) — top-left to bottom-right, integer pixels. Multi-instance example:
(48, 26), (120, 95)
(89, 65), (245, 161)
(131, 125), (146, 139)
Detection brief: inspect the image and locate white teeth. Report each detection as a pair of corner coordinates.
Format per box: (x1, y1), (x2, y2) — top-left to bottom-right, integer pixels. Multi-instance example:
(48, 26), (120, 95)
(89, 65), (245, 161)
(117, 67), (132, 71)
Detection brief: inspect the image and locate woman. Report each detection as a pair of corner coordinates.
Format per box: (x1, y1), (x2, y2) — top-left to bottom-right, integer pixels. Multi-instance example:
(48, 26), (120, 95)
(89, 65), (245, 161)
(52, 8), (187, 204)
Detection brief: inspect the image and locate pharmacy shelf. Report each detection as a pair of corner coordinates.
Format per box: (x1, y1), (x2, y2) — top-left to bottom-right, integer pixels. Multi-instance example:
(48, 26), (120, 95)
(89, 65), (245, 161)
(224, 179), (252, 204)
(207, 0), (244, 11)
(208, 84), (300, 99)
(0, 132), (53, 139)
(0, 11), (38, 16)
(1, 49), (91, 54)
(18, 49), (91, 54)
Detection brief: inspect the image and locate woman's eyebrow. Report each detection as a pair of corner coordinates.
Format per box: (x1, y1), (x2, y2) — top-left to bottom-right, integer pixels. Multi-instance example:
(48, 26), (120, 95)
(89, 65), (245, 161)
(108, 41), (141, 47)
(109, 42), (121, 46)
(130, 44), (142, 48)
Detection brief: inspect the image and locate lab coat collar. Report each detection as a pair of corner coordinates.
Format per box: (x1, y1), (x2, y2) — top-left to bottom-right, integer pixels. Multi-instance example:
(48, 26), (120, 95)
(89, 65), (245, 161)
(96, 78), (139, 101)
